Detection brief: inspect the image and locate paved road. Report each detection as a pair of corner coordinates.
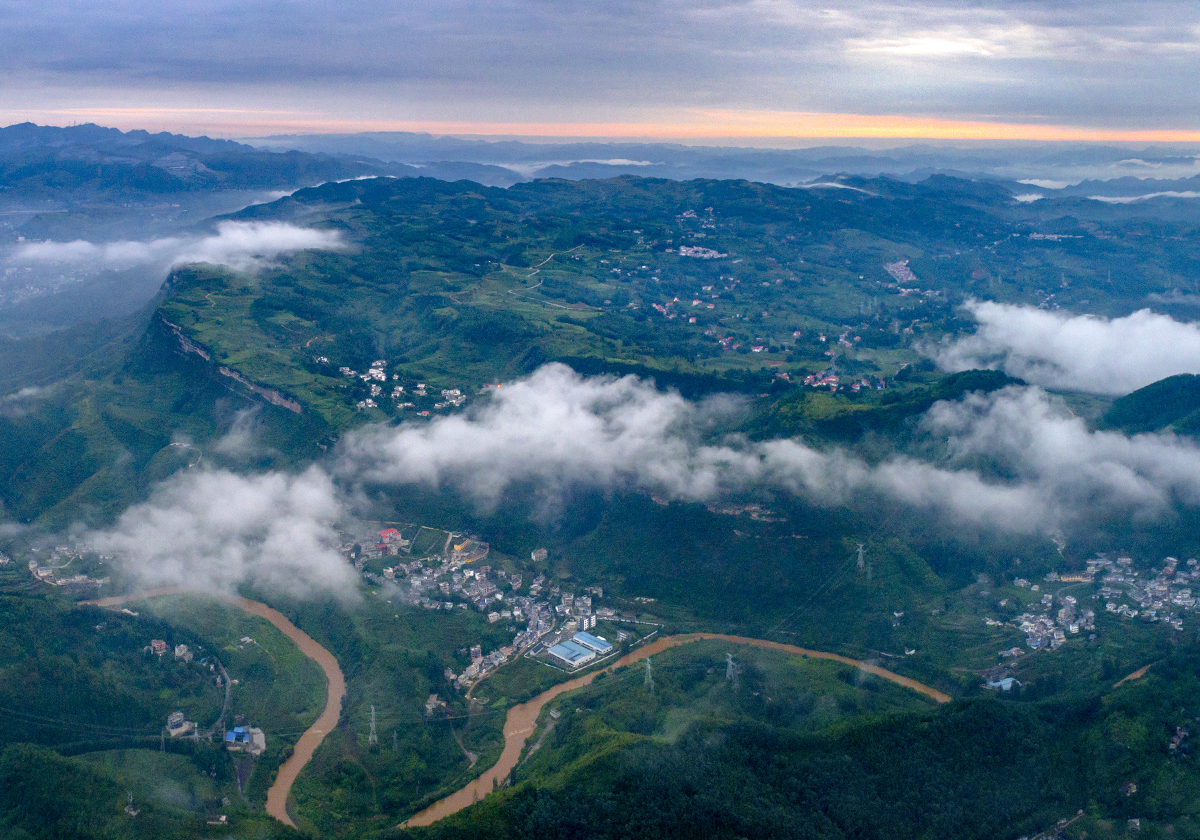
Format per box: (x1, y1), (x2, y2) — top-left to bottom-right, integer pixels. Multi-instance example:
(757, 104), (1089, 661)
(210, 658), (232, 736)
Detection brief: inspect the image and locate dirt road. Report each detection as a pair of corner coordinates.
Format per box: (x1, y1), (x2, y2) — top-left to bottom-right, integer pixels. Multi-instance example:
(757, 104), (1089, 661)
(1114, 661), (1157, 688)
(401, 632), (950, 828)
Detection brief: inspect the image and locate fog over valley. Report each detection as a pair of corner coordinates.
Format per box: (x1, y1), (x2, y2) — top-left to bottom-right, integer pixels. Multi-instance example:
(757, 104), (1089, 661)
(76, 358), (1200, 600)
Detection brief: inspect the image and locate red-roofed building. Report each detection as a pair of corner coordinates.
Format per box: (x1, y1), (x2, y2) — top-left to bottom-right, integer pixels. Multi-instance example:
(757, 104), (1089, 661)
(379, 528), (401, 541)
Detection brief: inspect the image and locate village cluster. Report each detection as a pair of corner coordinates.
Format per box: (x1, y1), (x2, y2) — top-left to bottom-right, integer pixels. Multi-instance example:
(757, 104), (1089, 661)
(996, 555), (1199, 658)
(24, 546), (109, 592)
(320, 357), (468, 413)
(348, 530), (638, 690)
(676, 245), (727, 259)
(1092, 554), (1199, 626)
(802, 369), (887, 392)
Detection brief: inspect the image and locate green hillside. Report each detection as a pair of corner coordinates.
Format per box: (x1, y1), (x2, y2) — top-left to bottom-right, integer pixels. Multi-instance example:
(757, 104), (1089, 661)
(7, 171), (1200, 839)
(0, 587), (328, 839)
(0, 743), (297, 840)
(5, 172), (1200, 527)
(405, 646), (1200, 840)
(1099, 373), (1200, 435)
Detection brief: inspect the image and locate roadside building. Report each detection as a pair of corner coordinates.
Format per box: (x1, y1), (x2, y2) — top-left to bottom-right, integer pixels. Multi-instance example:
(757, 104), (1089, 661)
(224, 726), (266, 757)
(167, 711), (195, 737)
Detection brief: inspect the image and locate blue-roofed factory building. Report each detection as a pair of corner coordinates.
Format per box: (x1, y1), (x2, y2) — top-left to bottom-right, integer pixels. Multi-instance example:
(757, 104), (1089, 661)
(572, 631), (613, 655)
(547, 639), (596, 669)
(224, 725), (267, 756)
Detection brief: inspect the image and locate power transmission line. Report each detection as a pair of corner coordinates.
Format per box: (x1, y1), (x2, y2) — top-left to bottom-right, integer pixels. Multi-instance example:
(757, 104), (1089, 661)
(725, 653), (741, 681)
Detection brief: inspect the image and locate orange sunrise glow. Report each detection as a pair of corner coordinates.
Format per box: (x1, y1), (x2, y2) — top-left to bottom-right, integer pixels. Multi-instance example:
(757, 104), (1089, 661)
(11, 107), (1200, 142)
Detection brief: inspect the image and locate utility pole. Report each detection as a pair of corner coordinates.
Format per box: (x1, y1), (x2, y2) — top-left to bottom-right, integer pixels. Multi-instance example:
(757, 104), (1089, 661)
(644, 657), (654, 694)
(368, 705), (378, 746)
(856, 543), (866, 571)
(726, 653), (739, 681)
(393, 730), (398, 751)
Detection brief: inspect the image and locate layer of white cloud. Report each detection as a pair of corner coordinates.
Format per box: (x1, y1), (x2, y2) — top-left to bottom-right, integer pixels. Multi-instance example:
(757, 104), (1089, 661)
(89, 466), (358, 600)
(1088, 191), (1200, 203)
(337, 364), (756, 505)
(1019, 179), (1073, 190)
(6, 1), (1200, 131)
(12, 221), (345, 273)
(338, 364), (1200, 533)
(926, 301), (1200, 395)
(88, 364), (1200, 599)
(922, 386), (1200, 525)
(0, 385), (52, 419)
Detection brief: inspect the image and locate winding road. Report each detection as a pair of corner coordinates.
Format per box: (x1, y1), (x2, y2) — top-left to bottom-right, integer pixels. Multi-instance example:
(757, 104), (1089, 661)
(81, 589), (344, 827)
(401, 632), (951, 828)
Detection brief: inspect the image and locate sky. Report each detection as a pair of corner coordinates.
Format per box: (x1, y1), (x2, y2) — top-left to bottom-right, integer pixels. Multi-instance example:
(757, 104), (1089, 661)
(4, 0), (1200, 140)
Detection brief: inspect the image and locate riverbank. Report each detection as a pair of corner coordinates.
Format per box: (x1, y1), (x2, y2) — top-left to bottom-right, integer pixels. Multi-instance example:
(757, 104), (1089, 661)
(401, 632), (950, 828)
(81, 588), (345, 827)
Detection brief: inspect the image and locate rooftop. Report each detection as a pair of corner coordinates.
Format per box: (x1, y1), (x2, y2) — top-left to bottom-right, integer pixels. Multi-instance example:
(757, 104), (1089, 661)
(572, 631), (613, 653)
(548, 640), (595, 666)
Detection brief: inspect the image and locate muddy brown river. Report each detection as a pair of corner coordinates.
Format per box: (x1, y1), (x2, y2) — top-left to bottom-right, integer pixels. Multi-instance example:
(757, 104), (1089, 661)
(83, 589), (344, 827)
(401, 632), (951, 828)
(83, 594), (949, 830)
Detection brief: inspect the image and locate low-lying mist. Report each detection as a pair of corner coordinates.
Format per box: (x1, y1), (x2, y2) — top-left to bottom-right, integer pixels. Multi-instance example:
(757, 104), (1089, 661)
(9, 220), (347, 274)
(78, 363), (1200, 600)
(928, 300), (1200, 395)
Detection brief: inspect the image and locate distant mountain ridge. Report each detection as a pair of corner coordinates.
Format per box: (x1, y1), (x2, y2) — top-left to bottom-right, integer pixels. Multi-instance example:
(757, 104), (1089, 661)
(0, 122), (253, 156)
(247, 130), (1200, 192)
(0, 122), (417, 201)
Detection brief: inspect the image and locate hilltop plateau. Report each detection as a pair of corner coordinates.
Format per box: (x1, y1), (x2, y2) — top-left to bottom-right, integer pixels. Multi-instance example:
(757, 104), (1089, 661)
(4, 162), (1200, 839)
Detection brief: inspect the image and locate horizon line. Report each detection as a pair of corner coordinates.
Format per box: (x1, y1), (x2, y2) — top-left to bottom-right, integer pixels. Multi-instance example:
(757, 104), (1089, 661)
(7, 109), (1200, 145)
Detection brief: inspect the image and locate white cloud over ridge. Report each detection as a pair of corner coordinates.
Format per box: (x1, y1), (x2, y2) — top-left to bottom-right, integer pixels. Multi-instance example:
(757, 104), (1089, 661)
(0, 385), (52, 419)
(926, 300), (1200, 395)
(922, 386), (1200, 524)
(90, 466), (358, 600)
(90, 365), (1200, 599)
(338, 364), (1200, 532)
(337, 365), (757, 505)
(12, 221), (346, 273)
